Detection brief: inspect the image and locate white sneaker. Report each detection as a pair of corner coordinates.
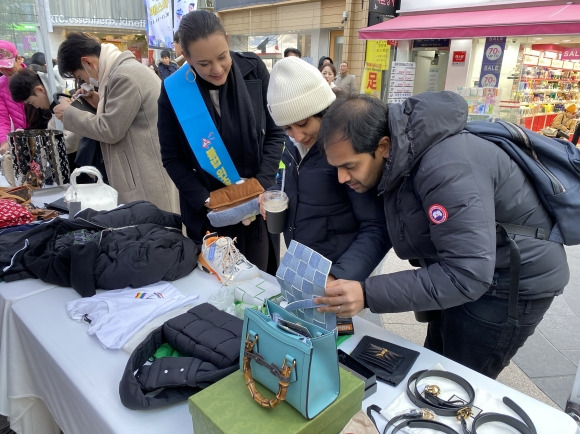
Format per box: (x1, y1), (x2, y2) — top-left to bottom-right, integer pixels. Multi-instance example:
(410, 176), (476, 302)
(198, 232), (260, 285)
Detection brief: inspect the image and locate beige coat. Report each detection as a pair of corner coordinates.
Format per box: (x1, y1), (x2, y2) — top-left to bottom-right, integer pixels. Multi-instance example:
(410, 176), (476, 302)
(63, 51), (178, 212)
(551, 112), (577, 133)
(335, 73), (356, 96)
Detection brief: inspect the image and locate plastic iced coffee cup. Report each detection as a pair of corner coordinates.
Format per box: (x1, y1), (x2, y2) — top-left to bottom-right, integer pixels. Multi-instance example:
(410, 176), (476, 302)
(262, 191), (289, 234)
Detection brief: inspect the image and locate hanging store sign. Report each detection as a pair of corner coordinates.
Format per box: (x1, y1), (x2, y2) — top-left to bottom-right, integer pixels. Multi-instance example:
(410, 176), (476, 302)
(452, 51), (466, 64)
(366, 40), (390, 70)
(370, 0), (399, 16)
(50, 15), (145, 29)
(144, 0), (174, 49)
(478, 37), (506, 88)
(361, 62), (384, 98)
(562, 49), (580, 61)
(413, 39), (450, 49)
(8, 22), (37, 32)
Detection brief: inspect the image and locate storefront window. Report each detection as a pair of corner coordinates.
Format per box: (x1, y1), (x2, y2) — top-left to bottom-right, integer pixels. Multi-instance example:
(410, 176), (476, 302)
(220, 2), (325, 68)
(0, 0), (38, 58)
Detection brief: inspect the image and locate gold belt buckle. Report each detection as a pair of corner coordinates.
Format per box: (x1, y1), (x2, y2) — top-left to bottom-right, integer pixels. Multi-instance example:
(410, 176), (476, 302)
(424, 384), (441, 396)
(456, 406), (473, 421)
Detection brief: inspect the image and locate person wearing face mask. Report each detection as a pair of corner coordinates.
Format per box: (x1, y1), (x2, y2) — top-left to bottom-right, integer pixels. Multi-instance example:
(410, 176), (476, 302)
(259, 57), (388, 281)
(53, 32), (178, 213)
(157, 11), (285, 274)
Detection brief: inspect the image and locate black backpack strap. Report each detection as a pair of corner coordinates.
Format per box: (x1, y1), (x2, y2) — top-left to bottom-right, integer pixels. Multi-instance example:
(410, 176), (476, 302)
(496, 224), (521, 323)
(497, 222), (549, 241)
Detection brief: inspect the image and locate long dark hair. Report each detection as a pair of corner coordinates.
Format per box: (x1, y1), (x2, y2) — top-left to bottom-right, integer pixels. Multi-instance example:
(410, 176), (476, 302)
(178, 10), (226, 57)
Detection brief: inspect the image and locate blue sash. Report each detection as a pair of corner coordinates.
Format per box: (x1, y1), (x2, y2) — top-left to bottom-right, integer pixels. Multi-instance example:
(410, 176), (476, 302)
(165, 64), (241, 185)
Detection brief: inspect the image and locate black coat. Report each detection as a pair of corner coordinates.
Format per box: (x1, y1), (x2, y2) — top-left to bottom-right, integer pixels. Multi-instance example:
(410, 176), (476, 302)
(0, 201), (199, 297)
(158, 52), (284, 241)
(280, 139), (388, 280)
(158, 61), (179, 80)
(364, 92), (569, 313)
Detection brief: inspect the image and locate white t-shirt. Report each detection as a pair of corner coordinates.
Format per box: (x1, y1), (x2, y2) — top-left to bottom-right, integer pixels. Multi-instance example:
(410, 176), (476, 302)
(66, 281), (199, 349)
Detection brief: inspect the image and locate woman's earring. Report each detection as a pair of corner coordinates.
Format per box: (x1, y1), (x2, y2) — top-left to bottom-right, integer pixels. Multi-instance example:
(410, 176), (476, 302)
(186, 68), (196, 82)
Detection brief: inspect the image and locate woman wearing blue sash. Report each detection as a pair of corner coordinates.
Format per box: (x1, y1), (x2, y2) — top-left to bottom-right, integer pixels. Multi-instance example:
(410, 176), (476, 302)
(158, 11), (284, 277)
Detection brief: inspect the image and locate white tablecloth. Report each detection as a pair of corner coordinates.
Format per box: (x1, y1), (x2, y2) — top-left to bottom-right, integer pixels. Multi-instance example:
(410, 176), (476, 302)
(1, 268), (579, 434)
(0, 187), (67, 433)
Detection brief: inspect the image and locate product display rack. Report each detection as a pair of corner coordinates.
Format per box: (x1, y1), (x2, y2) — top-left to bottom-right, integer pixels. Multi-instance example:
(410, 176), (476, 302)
(510, 46), (580, 131)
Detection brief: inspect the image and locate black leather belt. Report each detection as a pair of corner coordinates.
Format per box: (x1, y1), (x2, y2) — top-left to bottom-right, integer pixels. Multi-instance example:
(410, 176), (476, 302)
(406, 369), (475, 420)
(393, 419), (459, 433)
(367, 405), (460, 434)
(467, 396), (536, 434)
(372, 371), (535, 434)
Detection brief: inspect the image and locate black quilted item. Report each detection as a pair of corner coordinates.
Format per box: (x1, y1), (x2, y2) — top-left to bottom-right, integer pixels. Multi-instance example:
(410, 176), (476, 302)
(163, 303), (243, 369)
(119, 303), (242, 410)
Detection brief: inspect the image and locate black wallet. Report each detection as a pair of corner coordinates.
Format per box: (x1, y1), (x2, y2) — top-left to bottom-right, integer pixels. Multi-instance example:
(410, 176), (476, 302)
(45, 197), (68, 213)
(351, 335), (420, 386)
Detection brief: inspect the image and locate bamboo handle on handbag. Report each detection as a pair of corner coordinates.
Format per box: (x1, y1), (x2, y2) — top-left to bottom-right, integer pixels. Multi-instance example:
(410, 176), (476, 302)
(243, 334), (295, 408)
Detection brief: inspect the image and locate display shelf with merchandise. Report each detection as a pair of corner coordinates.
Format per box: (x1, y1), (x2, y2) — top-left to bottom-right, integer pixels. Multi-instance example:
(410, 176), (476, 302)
(510, 46), (580, 132)
(457, 86), (500, 122)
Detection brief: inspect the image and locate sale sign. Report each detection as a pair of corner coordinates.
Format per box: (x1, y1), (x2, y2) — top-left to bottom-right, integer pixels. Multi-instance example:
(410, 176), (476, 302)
(561, 49), (580, 61)
(478, 37), (506, 88)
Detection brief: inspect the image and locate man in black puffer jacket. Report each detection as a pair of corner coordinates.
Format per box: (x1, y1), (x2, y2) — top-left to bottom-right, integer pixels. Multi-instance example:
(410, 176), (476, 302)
(315, 92), (569, 379)
(0, 201), (199, 296)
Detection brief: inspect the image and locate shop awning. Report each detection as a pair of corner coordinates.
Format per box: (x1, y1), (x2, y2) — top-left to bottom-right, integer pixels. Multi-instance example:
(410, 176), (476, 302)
(359, 4), (580, 40)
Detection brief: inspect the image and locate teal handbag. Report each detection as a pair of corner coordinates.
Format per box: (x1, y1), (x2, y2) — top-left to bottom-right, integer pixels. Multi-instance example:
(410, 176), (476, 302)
(240, 300), (340, 419)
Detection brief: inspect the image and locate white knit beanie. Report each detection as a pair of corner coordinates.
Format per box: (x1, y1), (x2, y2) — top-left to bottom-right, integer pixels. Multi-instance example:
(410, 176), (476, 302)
(267, 57), (336, 126)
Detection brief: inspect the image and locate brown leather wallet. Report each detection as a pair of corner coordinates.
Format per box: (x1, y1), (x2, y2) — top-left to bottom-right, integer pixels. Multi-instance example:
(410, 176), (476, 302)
(209, 178), (264, 212)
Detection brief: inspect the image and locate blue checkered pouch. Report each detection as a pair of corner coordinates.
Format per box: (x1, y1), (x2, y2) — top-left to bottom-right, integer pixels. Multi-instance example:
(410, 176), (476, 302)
(275, 241), (336, 332)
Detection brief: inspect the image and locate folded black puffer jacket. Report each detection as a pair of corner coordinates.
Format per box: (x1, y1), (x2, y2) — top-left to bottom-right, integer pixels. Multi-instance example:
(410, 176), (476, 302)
(0, 201), (199, 296)
(119, 303), (242, 410)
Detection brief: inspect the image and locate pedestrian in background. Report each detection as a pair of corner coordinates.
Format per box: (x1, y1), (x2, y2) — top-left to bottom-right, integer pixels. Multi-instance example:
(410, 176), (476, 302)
(550, 103), (578, 138)
(335, 60), (356, 96)
(0, 40), (26, 157)
(54, 32), (177, 212)
(283, 47), (301, 58)
(320, 62), (337, 89)
(158, 50), (179, 80)
(317, 55), (333, 70)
